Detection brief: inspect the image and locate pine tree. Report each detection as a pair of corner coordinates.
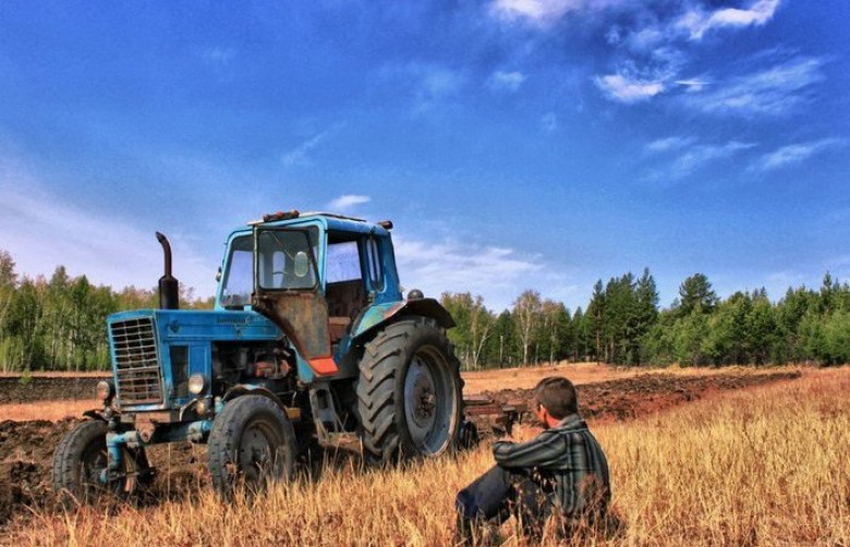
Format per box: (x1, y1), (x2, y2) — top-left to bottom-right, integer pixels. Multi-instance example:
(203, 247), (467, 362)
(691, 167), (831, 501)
(677, 273), (719, 316)
(586, 280), (605, 363)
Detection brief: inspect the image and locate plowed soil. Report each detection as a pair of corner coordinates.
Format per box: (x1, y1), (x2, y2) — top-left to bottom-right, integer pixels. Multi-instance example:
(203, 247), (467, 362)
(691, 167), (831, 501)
(0, 369), (801, 530)
(473, 370), (801, 432)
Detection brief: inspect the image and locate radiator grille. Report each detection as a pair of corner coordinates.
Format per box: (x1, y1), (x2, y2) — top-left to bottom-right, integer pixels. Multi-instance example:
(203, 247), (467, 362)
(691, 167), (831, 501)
(111, 317), (163, 405)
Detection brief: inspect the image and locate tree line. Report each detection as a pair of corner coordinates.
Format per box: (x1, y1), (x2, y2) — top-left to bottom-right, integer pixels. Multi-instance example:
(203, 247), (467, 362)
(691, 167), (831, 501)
(442, 269), (850, 370)
(0, 250), (212, 372)
(2, 247), (848, 372)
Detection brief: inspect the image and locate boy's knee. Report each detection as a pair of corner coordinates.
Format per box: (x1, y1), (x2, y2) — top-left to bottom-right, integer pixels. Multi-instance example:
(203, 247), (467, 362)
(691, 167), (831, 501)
(456, 489), (478, 520)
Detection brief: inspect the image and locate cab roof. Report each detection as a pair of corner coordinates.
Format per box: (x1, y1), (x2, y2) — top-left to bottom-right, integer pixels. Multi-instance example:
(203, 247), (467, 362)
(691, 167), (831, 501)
(244, 209), (393, 237)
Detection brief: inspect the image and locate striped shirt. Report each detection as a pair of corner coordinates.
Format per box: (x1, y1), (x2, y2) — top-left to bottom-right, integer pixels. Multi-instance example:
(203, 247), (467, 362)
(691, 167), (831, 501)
(492, 413), (610, 519)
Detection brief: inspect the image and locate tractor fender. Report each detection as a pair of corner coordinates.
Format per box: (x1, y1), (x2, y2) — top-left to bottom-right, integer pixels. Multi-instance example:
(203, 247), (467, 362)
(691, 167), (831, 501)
(351, 297), (455, 342)
(222, 385), (289, 416)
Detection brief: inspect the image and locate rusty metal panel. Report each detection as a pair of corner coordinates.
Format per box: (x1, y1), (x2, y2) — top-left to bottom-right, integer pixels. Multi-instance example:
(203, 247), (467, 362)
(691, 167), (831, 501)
(254, 292), (331, 359)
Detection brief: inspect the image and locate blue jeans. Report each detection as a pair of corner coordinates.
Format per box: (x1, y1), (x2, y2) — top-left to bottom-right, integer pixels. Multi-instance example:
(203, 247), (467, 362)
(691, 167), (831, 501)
(456, 465), (547, 541)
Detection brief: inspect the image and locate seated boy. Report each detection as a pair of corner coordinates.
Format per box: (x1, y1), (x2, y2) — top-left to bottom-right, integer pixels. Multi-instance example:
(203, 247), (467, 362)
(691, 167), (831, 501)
(456, 376), (610, 542)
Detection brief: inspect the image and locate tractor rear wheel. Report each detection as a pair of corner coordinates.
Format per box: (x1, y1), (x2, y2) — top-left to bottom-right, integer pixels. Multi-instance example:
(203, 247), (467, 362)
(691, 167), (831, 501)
(208, 395), (297, 497)
(52, 420), (146, 507)
(357, 317), (463, 463)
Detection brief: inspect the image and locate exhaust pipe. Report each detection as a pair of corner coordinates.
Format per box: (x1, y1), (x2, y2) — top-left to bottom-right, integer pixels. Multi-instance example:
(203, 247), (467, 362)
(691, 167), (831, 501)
(156, 232), (179, 310)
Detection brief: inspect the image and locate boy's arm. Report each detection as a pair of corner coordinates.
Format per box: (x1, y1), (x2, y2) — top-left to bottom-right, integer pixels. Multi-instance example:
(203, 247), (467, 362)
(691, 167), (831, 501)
(492, 430), (564, 469)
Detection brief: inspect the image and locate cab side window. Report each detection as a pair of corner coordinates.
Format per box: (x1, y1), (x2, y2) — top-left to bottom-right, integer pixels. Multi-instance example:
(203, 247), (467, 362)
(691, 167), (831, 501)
(366, 238), (383, 291)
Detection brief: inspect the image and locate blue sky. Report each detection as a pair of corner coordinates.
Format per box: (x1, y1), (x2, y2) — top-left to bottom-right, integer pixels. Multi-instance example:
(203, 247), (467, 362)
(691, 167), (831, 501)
(1, 0), (848, 312)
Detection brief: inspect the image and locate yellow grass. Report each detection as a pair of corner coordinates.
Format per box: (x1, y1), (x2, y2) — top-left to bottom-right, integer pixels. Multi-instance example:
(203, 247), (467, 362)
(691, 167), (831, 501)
(5, 368), (848, 546)
(0, 400), (97, 422)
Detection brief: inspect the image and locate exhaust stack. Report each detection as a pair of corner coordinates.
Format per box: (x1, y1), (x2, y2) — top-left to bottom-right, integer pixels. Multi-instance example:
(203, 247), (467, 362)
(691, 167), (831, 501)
(156, 232), (179, 310)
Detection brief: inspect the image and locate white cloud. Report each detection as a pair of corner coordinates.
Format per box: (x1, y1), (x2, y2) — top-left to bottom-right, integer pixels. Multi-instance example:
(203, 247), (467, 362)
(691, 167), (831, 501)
(753, 138), (846, 171)
(488, 70), (527, 92)
(645, 136), (695, 154)
(677, 0), (781, 40)
(674, 78), (708, 92)
(595, 73), (664, 103)
(0, 156), (216, 297)
(393, 236), (545, 311)
(686, 56), (825, 116)
(326, 194), (372, 211)
(625, 26), (667, 52)
(644, 140), (756, 182)
(593, 1), (783, 109)
(489, 0), (623, 27)
(282, 124), (344, 167)
(490, 0), (584, 26)
(669, 141), (756, 177)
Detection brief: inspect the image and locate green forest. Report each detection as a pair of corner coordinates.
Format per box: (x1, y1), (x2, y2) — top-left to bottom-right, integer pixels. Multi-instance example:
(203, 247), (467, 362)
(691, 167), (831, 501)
(1, 248), (848, 372)
(0, 250), (213, 372)
(443, 268), (850, 370)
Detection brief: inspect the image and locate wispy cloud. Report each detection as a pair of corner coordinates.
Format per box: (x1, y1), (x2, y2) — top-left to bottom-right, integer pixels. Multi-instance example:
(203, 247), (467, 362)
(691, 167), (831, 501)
(644, 140), (756, 182)
(0, 155), (215, 296)
(282, 124), (343, 167)
(489, 0), (590, 27)
(645, 136), (695, 154)
(752, 138), (846, 171)
(394, 236), (544, 310)
(674, 78), (709, 92)
(685, 55), (825, 116)
(326, 194), (371, 211)
(669, 141), (756, 177)
(488, 70), (527, 92)
(595, 73), (664, 103)
(592, 1), (786, 107)
(677, 0), (781, 40)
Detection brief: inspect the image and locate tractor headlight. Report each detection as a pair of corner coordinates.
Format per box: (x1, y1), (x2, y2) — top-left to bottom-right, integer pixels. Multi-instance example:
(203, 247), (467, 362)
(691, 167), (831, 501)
(188, 374), (207, 396)
(96, 380), (114, 402)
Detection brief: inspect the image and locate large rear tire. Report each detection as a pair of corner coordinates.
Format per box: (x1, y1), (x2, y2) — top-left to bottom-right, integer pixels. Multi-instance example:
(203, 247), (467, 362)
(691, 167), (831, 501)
(52, 420), (145, 507)
(357, 317), (463, 463)
(208, 395), (297, 498)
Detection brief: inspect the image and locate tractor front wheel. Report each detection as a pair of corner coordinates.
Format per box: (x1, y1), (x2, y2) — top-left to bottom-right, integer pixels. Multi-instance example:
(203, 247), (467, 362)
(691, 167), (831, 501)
(208, 395), (297, 498)
(357, 317), (463, 463)
(52, 420), (146, 507)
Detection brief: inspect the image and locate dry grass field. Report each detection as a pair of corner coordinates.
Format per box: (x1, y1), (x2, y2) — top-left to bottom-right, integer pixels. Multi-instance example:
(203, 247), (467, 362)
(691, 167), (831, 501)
(2, 366), (846, 546)
(0, 400), (95, 422)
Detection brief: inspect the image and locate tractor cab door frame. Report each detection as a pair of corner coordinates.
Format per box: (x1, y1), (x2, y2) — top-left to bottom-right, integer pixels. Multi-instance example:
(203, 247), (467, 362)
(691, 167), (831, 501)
(251, 226), (334, 368)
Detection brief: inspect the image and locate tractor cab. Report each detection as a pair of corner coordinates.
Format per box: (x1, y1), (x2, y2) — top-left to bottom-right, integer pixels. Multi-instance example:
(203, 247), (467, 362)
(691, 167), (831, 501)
(216, 211), (404, 382)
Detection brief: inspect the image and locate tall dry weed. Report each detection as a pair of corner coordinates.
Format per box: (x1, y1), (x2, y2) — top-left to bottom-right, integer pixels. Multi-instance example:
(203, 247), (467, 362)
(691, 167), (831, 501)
(7, 368), (848, 546)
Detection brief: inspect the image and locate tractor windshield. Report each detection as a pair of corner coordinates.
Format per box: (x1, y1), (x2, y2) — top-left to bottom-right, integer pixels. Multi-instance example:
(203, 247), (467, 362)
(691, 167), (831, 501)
(255, 228), (319, 291)
(220, 228), (319, 308)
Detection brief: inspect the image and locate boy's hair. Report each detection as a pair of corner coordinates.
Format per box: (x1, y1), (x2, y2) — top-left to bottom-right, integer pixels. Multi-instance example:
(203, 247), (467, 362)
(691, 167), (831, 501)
(532, 376), (578, 420)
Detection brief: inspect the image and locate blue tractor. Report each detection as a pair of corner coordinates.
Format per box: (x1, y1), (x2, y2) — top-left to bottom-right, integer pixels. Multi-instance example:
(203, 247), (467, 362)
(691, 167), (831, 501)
(52, 210), (464, 501)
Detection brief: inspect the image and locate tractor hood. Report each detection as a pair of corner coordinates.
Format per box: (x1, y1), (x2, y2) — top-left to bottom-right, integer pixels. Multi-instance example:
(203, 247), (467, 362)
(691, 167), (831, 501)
(106, 309), (280, 411)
